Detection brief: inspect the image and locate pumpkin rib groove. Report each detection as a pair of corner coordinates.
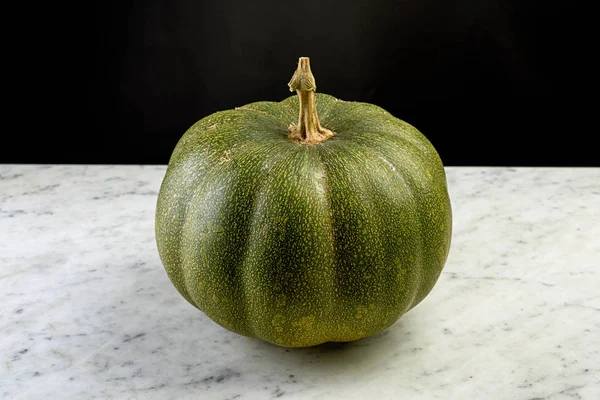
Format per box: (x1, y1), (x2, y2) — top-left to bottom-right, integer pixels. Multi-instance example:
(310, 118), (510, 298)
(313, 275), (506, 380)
(168, 137), (235, 311)
(212, 143), (272, 336)
(344, 153), (392, 335)
(313, 147), (338, 342)
(243, 149), (292, 342)
(178, 163), (223, 312)
(213, 141), (287, 336)
(236, 143), (307, 340)
(357, 143), (425, 313)
(174, 188), (197, 307)
(160, 157), (205, 308)
(179, 181), (200, 308)
(177, 145), (258, 335)
(375, 141), (449, 310)
(236, 154), (274, 338)
(341, 140), (426, 315)
(316, 143), (405, 341)
(366, 135), (452, 307)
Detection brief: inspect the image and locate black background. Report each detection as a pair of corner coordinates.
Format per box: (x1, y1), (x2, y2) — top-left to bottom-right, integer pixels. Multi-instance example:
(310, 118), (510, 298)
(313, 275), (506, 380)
(5, 0), (596, 166)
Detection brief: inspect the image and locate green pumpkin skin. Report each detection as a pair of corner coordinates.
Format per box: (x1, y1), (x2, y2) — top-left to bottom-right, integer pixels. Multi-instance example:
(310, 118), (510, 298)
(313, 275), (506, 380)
(155, 92), (452, 348)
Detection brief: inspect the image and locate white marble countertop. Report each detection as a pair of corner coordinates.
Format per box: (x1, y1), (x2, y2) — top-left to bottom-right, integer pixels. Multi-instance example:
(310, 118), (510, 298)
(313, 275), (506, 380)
(1, 164), (599, 399)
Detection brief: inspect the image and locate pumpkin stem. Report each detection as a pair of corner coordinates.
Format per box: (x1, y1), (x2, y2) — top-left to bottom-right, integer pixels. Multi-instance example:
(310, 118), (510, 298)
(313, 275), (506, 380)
(288, 57), (335, 144)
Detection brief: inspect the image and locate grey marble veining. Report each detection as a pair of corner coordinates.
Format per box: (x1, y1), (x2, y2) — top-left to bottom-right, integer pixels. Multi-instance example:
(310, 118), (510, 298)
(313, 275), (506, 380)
(1, 164), (599, 399)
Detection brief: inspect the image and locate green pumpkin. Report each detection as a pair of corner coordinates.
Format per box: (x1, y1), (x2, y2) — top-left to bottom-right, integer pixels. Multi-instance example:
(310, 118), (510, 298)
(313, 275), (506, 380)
(155, 57), (452, 348)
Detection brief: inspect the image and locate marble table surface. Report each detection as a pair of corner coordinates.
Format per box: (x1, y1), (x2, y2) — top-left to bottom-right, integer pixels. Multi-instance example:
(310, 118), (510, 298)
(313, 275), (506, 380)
(1, 164), (599, 399)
